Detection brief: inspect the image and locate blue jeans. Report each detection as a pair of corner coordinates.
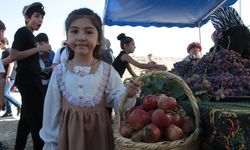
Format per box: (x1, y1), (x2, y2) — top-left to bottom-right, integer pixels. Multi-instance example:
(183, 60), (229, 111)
(3, 78), (21, 114)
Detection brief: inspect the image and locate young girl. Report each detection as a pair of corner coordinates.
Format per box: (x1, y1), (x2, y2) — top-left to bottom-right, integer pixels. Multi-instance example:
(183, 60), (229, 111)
(112, 33), (167, 78)
(39, 8), (139, 150)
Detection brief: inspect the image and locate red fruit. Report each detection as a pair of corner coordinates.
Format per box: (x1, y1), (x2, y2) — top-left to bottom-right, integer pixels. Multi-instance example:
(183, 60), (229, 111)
(119, 121), (134, 138)
(127, 108), (151, 130)
(142, 95), (158, 110)
(142, 123), (161, 143)
(126, 106), (144, 120)
(152, 109), (172, 127)
(131, 130), (143, 142)
(147, 109), (156, 118)
(182, 116), (195, 134)
(165, 124), (184, 141)
(158, 96), (177, 111)
(171, 113), (183, 127)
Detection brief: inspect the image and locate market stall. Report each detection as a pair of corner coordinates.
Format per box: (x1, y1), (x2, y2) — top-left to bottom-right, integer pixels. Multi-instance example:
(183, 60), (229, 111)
(103, 0), (250, 149)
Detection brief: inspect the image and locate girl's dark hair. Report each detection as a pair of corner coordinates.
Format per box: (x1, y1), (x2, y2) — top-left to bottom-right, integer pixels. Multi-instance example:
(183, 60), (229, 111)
(117, 33), (134, 50)
(65, 8), (104, 60)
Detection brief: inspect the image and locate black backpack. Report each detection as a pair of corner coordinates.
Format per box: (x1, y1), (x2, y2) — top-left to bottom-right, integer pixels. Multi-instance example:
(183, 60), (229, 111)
(60, 47), (66, 55)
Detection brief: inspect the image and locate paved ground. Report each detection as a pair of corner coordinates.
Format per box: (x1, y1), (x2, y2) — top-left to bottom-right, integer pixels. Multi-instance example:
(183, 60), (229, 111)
(0, 92), (33, 150)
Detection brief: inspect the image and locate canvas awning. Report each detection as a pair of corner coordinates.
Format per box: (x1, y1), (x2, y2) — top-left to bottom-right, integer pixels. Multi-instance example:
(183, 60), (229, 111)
(103, 0), (238, 28)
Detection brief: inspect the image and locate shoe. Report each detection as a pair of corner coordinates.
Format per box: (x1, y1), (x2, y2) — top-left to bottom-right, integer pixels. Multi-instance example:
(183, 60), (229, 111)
(0, 112), (13, 118)
(0, 142), (8, 150)
(16, 107), (21, 116)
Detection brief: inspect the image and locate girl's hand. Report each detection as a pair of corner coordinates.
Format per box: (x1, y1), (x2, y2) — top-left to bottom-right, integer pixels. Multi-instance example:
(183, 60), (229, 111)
(126, 80), (140, 98)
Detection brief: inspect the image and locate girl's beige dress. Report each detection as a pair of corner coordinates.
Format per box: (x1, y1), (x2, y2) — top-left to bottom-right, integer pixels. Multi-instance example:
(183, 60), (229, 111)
(40, 61), (128, 150)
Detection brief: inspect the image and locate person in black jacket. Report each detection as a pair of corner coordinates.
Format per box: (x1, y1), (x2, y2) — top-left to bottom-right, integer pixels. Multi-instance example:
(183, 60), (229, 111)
(210, 7), (250, 59)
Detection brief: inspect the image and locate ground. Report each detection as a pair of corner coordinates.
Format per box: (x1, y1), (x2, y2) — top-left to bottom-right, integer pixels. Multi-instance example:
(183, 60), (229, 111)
(0, 92), (33, 150)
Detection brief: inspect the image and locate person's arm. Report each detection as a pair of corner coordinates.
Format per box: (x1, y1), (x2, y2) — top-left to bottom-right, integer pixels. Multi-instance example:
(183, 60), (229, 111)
(10, 44), (51, 61)
(104, 66), (139, 113)
(52, 48), (61, 69)
(127, 64), (137, 77)
(39, 66), (61, 149)
(5, 62), (14, 85)
(122, 54), (167, 71)
(0, 73), (4, 110)
(2, 56), (12, 66)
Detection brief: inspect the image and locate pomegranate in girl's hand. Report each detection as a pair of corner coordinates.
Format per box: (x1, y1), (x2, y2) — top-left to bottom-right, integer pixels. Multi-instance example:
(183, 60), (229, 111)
(119, 121), (134, 138)
(165, 124), (184, 141)
(142, 95), (158, 110)
(142, 123), (161, 143)
(127, 108), (151, 130)
(158, 95), (177, 111)
(182, 116), (195, 134)
(152, 109), (172, 127)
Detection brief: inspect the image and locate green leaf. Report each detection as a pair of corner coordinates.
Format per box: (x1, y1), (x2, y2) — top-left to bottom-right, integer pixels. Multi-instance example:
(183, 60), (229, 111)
(164, 79), (185, 99)
(194, 91), (210, 102)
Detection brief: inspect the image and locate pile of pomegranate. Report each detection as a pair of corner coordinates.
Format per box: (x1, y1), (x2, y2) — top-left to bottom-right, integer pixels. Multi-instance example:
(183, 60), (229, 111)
(119, 94), (195, 143)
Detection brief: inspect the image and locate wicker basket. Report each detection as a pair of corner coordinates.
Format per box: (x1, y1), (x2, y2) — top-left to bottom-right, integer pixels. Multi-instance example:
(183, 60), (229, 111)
(115, 71), (201, 150)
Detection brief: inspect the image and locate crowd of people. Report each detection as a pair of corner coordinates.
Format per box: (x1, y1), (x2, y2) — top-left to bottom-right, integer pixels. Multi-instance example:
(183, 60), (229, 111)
(0, 1), (249, 150)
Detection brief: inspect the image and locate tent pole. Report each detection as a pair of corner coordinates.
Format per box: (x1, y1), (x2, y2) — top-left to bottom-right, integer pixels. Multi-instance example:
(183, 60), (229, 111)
(239, 0), (241, 16)
(198, 22), (201, 44)
(200, 0), (228, 23)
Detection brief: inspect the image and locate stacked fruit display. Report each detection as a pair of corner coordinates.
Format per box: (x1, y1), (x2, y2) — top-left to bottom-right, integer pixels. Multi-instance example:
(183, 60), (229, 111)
(119, 94), (195, 143)
(172, 50), (250, 99)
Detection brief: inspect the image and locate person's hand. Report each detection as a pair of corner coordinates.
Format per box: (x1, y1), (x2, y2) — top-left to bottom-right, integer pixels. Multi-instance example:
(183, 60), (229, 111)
(6, 77), (11, 85)
(126, 80), (140, 98)
(38, 44), (52, 52)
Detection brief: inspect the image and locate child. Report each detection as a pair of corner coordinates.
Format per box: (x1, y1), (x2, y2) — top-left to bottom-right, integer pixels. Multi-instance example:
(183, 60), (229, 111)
(10, 2), (51, 150)
(113, 33), (167, 78)
(145, 53), (157, 73)
(36, 33), (55, 97)
(52, 40), (68, 68)
(183, 42), (202, 64)
(39, 8), (139, 150)
(0, 19), (7, 150)
(0, 37), (21, 118)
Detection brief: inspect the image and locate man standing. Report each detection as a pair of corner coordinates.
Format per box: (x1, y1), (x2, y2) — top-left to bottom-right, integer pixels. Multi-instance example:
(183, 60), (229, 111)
(10, 2), (51, 150)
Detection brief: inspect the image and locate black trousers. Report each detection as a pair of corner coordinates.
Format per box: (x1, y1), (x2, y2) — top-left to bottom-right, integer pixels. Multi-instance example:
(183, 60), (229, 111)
(14, 83), (44, 150)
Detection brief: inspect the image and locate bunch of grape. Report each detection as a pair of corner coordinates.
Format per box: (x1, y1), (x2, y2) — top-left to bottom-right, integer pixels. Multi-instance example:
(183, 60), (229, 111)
(171, 60), (194, 79)
(171, 50), (250, 98)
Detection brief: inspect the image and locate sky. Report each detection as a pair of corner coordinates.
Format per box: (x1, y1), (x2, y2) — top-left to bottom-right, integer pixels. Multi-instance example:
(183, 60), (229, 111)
(1, 0), (250, 59)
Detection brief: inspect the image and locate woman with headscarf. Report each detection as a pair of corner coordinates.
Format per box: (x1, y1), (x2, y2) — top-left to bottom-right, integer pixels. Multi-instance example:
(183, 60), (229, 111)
(210, 7), (250, 59)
